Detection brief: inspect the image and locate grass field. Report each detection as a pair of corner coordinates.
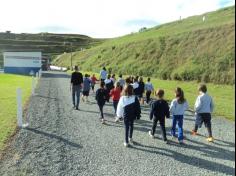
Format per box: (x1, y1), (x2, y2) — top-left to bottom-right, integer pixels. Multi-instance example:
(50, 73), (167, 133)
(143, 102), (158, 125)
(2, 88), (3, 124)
(0, 74), (32, 150)
(76, 70), (235, 121)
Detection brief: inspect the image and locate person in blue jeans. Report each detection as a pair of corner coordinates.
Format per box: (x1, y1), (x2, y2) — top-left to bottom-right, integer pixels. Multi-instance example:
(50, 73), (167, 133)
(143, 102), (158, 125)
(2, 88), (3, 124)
(70, 66), (83, 110)
(169, 87), (189, 144)
(116, 85), (141, 147)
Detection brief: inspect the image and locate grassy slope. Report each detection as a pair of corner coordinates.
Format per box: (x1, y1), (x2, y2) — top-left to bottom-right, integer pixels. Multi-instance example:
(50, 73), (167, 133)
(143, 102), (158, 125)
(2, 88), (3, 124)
(54, 6), (235, 85)
(0, 74), (32, 150)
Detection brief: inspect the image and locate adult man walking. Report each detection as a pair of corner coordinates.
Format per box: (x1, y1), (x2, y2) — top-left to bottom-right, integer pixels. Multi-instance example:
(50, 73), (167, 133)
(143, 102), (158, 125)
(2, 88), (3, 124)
(70, 66), (83, 110)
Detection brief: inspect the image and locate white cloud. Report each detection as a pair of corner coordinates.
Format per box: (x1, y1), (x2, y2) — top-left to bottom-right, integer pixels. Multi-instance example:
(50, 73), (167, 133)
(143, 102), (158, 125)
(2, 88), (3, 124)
(0, 0), (234, 38)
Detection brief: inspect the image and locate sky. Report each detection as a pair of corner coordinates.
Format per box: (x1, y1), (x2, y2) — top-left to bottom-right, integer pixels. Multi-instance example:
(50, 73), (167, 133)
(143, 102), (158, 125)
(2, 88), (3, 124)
(0, 0), (234, 38)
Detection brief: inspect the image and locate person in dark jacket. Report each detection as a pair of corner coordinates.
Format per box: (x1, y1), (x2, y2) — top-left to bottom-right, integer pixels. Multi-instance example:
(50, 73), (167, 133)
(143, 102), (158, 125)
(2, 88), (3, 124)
(70, 66), (83, 110)
(96, 82), (108, 124)
(117, 85), (141, 147)
(104, 74), (114, 102)
(138, 77), (145, 105)
(149, 89), (170, 143)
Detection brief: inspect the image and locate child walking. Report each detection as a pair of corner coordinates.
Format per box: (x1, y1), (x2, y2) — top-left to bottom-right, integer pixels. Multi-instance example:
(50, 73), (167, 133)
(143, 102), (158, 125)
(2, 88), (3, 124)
(95, 82), (108, 124)
(90, 74), (98, 93)
(105, 74), (114, 102)
(145, 78), (154, 104)
(149, 89), (170, 143)
(170, 87), (189, 144)
(138, 77), (145, 105)
(82, 74), (91, 102)
(117, 85), (141, 147)
(192, 84), (214, 142)
(109, 82), (122, 122)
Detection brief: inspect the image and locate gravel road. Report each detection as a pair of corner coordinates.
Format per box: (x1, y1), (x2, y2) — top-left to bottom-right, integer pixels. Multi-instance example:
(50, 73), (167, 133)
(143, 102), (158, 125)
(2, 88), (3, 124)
(0, 72), (235, 176)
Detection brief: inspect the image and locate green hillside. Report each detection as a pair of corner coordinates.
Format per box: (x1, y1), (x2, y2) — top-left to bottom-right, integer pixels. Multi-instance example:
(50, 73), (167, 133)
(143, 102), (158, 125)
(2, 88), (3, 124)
(54, 6), (235, 84)
(0, 32), (104, 68)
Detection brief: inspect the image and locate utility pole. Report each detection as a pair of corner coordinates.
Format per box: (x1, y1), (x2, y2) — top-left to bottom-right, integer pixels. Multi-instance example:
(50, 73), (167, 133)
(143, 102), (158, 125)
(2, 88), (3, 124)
(70, 42), (73, 71)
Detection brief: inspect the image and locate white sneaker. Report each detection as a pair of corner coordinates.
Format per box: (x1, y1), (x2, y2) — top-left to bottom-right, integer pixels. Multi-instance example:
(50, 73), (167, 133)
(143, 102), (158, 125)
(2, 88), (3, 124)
(149, 131), (154, 138)
(124, 142), (129, 147)
(101, 119), (105, 124)
(114, 117), (119, 122)
(179, 140), (184, 144)
(129, 138), (133, 143)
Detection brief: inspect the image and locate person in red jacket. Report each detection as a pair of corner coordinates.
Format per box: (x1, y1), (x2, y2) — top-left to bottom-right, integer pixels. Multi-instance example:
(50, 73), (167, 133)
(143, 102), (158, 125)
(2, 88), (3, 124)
(110, 82), (122, 122)
(90, 74), (99, 93)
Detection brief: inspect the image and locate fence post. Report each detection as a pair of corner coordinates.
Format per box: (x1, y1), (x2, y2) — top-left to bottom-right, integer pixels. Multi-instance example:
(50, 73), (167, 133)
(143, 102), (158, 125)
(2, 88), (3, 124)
(32, 76), (36, 95)
(39, 69), (42, 78)
(16, 88), (23, 128)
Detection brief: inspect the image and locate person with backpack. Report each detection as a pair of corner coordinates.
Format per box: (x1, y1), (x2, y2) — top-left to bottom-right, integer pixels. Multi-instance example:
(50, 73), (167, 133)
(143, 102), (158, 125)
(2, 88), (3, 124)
(170, 87), (189, 144)
(117, 85), (141, 147)
(82, 74), (92, 103)
(96, 82), (108, 124)
(104, 74), (114, 102)
(70, 66), (83, 110)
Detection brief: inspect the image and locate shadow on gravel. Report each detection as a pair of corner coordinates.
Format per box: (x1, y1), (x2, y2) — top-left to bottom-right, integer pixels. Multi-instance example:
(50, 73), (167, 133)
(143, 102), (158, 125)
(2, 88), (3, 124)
(184, 137), (235, 162)
(25, 128), (82, 149)
(131, 143), (235, 175)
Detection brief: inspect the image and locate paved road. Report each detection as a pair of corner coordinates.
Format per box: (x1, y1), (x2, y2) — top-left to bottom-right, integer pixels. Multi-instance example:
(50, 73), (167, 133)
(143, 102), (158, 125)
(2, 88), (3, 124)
(0, 72), (235, 176)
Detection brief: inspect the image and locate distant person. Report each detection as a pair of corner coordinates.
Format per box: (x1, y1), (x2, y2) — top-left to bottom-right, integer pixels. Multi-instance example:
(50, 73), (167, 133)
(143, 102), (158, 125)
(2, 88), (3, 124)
(170, 87), (189, 144)
(192, 84), (214, 142)
(96, 82), (108, 124)
(138, 77), (145, 105)
(91, 74), (98, 93)
(132, 78), (139, 97)
(110, 82), (122, 122)
(111, 74), (116, 83)
(70, 66), (83, 110)
(82, 74), (92, 102)
(100, 67), (107, 82)
(104, 74), (114, 102)
(118, 74), (125, 90)
(125, 77), (131, 85)
(117, 85), (141, 147)
(149, 89), (170, 144)
(145, 78), (154, 104)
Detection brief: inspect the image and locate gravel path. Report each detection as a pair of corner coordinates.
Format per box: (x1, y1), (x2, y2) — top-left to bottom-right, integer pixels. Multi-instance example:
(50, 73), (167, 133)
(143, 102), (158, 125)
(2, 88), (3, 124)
(0, 72), (235, 176)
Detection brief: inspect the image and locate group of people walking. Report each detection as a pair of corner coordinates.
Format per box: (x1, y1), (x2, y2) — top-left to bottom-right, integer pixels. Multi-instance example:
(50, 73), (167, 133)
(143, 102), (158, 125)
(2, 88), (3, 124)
(70, 66), (215, 147)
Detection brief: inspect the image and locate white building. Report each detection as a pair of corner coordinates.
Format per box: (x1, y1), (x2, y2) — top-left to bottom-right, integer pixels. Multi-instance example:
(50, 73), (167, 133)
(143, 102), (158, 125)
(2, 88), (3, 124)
(3, 51), (42, 75)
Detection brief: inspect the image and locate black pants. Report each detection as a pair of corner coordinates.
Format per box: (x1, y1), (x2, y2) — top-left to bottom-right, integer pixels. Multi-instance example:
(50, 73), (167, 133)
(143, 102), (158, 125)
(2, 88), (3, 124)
(98, 103), (105, 119)
(146, 91), (152, 103)
(124, 119), (134, 143)
(151, 117), (167, 141)
(113, 100), (119, 114)
(194, 113), (212, 137)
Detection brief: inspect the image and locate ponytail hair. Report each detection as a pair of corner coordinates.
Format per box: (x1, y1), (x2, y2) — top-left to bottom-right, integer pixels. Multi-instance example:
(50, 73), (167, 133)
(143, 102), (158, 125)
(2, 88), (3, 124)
(175, 87), (185, 104)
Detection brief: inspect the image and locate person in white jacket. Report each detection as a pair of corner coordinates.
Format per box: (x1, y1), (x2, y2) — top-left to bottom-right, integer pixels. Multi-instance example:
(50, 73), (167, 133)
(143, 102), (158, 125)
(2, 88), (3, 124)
(117, 85), (141, 147)
(170, 87), (189, 144)
(192, 84), (214, 142)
